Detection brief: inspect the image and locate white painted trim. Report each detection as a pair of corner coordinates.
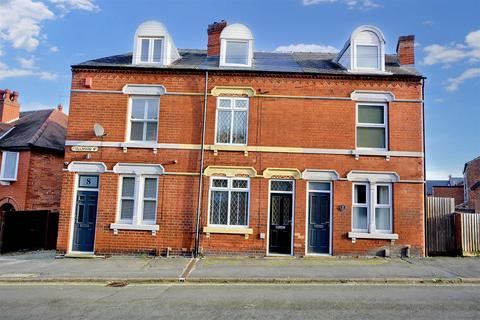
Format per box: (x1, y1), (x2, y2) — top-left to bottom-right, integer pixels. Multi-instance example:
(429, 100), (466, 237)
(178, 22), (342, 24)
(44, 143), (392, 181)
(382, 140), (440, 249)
(113, 163), (164, 175)
(347, 170), (399, 183)
(122, 84), (166, 96)
(67, 161), (107, 173)
(348, 232), (398, 240)
(110, 223), (159, 232)
(305, 181), (333, 256)
(302, 169), (339, 181)
(351, 90), (395, 102)
(266, 179), (295, 256)
(0, 127), (15, 141)
(126, 96), (160, 143)
(0, 151), (19, 181)
(220, 39), (253, 68)
(65, 140), (424, 158)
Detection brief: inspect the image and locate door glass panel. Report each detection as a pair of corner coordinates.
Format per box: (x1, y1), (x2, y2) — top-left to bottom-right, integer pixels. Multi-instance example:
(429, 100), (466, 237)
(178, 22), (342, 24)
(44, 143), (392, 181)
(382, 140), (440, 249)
(310, 195), (318, 224)
(309, 182), (330, 191)
(283, 197), (291, 225)
(271, 196), (281, 225)
(353, 207), (368, 230)
(87, 204), (96, 223)
(375, 208), (391, 231)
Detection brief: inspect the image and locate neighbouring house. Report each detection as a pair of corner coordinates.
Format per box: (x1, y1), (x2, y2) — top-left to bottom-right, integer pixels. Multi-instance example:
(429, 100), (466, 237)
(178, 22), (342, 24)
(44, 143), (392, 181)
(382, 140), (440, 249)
(0, 89), (68, 213)
(463, 156), (480, 212)
(428, 175), (464, 206)
(57, 20), (425, 257)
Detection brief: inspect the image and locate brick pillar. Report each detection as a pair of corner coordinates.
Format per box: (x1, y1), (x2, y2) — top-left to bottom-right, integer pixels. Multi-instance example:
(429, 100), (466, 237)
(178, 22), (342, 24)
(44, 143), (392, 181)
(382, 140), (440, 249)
(0, 89), (20, 123)
(207, 20), (227, 56)
(396, 35), (415, 65)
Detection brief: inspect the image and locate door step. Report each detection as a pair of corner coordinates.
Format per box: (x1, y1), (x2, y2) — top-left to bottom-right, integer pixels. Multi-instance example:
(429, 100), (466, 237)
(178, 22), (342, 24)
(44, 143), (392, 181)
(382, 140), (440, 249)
(63, 253), (105, 259)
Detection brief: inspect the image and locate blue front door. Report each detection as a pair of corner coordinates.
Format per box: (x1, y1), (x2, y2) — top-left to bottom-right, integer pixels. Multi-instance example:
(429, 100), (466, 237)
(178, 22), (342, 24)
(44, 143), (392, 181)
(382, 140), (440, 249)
(72, 190), (98, 252)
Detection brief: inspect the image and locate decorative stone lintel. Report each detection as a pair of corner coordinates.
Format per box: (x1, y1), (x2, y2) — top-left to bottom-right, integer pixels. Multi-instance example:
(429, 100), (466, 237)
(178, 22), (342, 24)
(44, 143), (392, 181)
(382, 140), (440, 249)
(262, 168), (301, 180)
(204, 166), (257, 177)
(211, 86), (256, 97)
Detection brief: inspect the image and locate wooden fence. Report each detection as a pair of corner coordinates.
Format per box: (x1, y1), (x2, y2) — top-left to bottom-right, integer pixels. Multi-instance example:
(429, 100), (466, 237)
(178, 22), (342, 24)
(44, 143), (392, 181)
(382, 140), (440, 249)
(455, 213), (480, 256)
(426, 197), (456, 255)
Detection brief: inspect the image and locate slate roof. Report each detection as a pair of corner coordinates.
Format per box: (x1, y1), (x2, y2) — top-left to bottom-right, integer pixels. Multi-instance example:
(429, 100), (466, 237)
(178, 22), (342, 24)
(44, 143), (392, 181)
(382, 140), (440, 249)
(0, 109), (68, 153)
(74, 49), (422, 77)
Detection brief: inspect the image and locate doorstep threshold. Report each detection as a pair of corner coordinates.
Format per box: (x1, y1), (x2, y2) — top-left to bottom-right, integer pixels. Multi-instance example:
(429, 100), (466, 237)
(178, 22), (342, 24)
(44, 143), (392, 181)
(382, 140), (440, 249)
(63, 252), (105, 259)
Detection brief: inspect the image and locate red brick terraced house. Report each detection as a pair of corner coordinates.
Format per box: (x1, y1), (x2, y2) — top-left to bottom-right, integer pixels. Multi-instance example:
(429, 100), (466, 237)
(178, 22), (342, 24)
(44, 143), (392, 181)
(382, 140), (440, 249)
(57, 20), (426, 257)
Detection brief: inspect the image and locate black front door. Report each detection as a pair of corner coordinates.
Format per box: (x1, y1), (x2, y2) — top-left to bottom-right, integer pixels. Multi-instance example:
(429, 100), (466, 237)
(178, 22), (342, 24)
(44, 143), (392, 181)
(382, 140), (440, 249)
(72, 191), (98, 252)
(308, 192), (330, 254)
(269, 193), (293, 254)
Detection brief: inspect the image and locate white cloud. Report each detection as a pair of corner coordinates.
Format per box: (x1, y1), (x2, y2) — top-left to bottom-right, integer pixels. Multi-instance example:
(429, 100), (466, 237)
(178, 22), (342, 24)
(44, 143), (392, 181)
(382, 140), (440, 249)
(446, 68), (480, 92)
(423, 29), (480, 66)
(0, 0), (55, 52)
(303, 0), (382, 10)
(422, 20), (434, 26)
(275, 43), (339, 53)
(16, 56), (36, 69)
(49, 0), (99, 15)
(0, 65), (57, 80)
(49, 46), (59, 52)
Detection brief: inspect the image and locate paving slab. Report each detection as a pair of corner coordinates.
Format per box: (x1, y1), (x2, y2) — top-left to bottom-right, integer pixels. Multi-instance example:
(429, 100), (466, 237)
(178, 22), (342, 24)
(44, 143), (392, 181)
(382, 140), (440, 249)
(0, 250), (190, 281)
(188, 256), (480, 280)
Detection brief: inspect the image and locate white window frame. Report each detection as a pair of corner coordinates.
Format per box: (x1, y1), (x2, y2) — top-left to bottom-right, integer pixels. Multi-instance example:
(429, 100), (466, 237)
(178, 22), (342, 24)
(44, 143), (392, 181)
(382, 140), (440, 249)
(352, 182), (393, 234)
(214, 97), (249, 146)
(137, 37), (165, 64)
(220, 39), (253, 67)
(352, 182), (370, 233)
(207, 176), (250, 227)
(117, 175), (158, 226)
(353, 43), (381, 71)
(374, 183), (393, 234)
(0, 151), (19, 181)
(356, 102), (388, 151)
(127, 96), (160, 143)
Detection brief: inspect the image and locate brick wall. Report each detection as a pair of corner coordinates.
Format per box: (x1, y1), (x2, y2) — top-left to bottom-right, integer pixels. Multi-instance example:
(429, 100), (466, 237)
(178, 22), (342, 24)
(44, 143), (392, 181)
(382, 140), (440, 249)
(432, 186), (464, 206)
(57, 68), (425, 257)
(464, 157), (480, 212)
(0, 151), (30, 210)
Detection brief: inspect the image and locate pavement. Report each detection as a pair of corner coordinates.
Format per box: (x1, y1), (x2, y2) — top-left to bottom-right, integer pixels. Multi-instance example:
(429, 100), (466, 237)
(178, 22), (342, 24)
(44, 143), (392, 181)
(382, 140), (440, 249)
(0, 250), (479, 284)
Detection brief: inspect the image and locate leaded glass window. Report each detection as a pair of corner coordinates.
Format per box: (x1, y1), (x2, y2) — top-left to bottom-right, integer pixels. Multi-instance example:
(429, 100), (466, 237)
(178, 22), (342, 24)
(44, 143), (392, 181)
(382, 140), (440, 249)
(209, 177), (249, 226)
(216, 97), (248, 145)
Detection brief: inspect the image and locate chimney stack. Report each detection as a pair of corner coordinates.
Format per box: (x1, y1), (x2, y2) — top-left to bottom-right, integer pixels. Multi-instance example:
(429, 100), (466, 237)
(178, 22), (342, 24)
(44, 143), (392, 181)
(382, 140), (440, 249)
(207, 20), (227, 56)
(0, 89), (20, 123)
(396, 35), (415, 65)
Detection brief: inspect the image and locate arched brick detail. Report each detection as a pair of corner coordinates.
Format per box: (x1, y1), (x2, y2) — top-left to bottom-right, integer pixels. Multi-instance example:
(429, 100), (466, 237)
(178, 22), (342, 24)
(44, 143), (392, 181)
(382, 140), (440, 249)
(0, 197), (19, 211)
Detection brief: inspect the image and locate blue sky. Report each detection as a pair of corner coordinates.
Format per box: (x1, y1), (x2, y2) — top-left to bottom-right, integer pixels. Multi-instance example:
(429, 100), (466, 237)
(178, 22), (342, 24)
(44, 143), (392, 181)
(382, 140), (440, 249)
(0, 0), (479, 179)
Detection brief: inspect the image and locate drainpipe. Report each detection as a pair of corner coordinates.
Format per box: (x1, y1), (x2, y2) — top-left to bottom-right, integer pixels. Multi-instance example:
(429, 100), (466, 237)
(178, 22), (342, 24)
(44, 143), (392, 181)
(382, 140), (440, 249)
(194, 71), (208, 257)
(422, 77), (427, 257)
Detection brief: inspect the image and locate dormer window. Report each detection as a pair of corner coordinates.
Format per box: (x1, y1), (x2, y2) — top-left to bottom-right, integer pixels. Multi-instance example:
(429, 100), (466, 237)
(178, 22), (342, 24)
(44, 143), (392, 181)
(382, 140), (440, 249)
(139, 37), (164, 63)
(132, 21), (180, 66)
(220, 23), (253, 67)
(336, 25), (386, 73)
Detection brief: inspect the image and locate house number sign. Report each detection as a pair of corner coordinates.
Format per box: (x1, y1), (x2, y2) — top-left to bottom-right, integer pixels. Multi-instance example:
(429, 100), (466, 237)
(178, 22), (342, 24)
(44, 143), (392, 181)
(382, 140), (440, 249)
(71, 146), (98, 152)
(79, 175), (99, 188)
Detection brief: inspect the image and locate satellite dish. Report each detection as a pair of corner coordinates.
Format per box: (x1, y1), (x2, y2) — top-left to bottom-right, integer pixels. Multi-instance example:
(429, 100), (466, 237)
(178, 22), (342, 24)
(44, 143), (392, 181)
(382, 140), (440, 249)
(93, 123), (105, 137)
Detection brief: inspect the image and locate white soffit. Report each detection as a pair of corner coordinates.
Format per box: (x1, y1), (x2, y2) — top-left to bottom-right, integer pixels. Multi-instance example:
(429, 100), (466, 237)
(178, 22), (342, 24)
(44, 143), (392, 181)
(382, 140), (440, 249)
(347, 170), (400, 183)
(113, 163), (164, 175)
(302, 169), (340, 181)
(351, 90), (395, 102)
(68, 161), (107, 173)
(122, 84), (166, 95)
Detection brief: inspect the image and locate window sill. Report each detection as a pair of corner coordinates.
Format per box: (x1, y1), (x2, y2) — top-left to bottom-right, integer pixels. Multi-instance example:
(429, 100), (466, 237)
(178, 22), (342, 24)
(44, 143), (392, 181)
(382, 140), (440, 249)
(0, 180), (13, 185)
(348, 232), (398, 243)
(110, 223), (159, 235)
(203, 226), (253, 239)
(210, 145), (248, 156)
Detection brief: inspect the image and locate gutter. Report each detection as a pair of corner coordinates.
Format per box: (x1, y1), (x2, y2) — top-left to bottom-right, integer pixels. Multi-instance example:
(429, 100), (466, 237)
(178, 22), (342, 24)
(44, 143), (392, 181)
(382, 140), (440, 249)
(194, 71), (208, 257)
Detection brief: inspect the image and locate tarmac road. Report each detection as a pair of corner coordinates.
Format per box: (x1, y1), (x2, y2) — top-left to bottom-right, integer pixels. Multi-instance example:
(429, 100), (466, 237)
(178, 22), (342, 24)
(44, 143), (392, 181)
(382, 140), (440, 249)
(0, 283), (479, 320)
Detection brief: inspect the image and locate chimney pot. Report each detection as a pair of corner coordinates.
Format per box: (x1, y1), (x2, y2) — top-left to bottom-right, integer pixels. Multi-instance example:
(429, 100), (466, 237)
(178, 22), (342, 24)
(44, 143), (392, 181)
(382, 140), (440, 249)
(396, 35), (415, 65)
(207, 20), (228, 56)
(12, 91), (19, 102)
(57, 103), (63, 112)
(4, 89), (11, 100)
(0, 88), (20, 123)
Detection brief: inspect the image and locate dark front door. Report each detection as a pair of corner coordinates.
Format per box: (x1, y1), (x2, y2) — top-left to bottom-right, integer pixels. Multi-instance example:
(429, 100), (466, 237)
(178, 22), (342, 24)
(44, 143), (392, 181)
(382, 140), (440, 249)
(72, 191), (98, 252)
(308, 192), (330, 254)
(269, 193), (293, 254)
